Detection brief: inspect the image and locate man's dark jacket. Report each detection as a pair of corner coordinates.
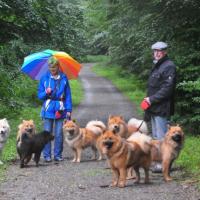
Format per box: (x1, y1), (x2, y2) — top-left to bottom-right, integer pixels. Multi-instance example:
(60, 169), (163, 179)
(146, 55), (176, 118)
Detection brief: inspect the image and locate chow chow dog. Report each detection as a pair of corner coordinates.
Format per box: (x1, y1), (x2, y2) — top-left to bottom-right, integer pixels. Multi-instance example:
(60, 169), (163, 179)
(100, 130), (152, 187)
(151, 125), (184, 181)
(127, 117), (149, 135)
(0, 118), (10, 164)
(17, 120), (36, 164)
(107, 115), (129, 138)
(63, 120), (106, 162)
(17, 130), (54, 168)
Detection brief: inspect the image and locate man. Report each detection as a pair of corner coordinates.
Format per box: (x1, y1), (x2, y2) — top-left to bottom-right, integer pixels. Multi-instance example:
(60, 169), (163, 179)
(141, 41), (176, 172)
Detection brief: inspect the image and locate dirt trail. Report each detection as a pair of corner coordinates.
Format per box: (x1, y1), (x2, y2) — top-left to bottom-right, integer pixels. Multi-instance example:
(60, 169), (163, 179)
(0, 63), (199, 200)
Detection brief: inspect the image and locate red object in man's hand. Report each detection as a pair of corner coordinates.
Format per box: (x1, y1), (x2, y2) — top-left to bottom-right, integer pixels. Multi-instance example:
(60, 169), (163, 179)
(55, 111), (62, 119)
(140, 99), (150, 110)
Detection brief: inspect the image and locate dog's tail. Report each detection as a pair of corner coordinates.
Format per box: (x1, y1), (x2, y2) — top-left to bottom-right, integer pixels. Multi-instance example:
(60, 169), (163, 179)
(127, 118), (149, 134)
(127, 132), (152, 154)
(86, 120), (106, 135)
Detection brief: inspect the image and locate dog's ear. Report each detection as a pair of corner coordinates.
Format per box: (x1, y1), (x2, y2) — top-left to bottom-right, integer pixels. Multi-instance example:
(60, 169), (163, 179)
(119, 115), (124, 120)
(63, 119), (67, 124)
(167, 124), (171, 130)
(108, 115), (113, 120)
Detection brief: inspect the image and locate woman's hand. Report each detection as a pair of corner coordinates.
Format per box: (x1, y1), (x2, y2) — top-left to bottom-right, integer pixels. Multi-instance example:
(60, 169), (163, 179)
(66, 112), (71, 120)
(46, 87), (52, 95)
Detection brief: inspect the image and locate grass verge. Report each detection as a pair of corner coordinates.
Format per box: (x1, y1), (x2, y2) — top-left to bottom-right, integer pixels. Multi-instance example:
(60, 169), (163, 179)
(0, 79), (83, 181)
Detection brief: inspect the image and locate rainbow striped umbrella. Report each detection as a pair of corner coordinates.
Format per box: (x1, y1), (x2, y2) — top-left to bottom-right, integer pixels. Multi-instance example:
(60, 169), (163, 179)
(21, 49), (81, 80)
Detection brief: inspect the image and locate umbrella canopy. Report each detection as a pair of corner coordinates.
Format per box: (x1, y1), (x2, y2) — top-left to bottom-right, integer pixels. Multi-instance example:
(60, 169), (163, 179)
(21, 49), (81, 80)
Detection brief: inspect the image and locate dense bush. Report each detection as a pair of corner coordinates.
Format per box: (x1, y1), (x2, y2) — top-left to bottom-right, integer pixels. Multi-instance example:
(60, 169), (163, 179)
(0, 0), (87, 118)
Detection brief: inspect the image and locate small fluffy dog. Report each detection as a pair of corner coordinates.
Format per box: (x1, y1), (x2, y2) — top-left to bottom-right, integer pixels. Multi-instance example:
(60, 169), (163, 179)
(17, 130), (54, 168)
(0, 118), (10, 164)
(127, 117), (149, 135)
(17, 120), (36, 165)
(151, 125), (184, 181)
(100, 130), (152, 187)
(107, 115), (129, 138)
(63, 120), (106, 162)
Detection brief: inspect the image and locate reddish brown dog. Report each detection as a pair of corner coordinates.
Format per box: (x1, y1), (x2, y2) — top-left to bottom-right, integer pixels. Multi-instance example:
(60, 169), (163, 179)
(99, 130), (152, 187)
(151, 125), (184, 181)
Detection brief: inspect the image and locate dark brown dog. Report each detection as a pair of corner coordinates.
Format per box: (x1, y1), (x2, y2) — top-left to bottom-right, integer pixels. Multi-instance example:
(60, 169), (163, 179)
(151, 125), (184, 181)
(17, 130), (54, 168)
(99, 130), (152, 187)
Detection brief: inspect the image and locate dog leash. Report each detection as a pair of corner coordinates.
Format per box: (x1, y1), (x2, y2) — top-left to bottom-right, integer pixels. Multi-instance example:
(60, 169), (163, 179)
(136, 120), (144, 133)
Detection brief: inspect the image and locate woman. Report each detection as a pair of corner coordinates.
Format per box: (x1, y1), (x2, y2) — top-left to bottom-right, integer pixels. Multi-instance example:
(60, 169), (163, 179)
(38, 57), (72, 162)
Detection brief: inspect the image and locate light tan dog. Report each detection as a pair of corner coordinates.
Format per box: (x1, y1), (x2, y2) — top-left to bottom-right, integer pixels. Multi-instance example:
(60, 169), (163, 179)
(99, 130), (152, 187)
(16, 119), (36, 164)
(107, 115), (129, 138)
(17, 120), (36, 144)
(151, 125), (184, 181)
(63, 120), (106, 162)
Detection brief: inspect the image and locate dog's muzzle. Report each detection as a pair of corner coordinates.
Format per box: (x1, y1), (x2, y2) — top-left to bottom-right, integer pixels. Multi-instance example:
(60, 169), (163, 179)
(66, 129), (75, 139)
(113, 126), (120, 133)
(68, 129), (75, 136)
(103, 140), (114, 149)
(172, 134), (182, 143)
(26, 128), (33, 133)
(0, 131), (5, 135)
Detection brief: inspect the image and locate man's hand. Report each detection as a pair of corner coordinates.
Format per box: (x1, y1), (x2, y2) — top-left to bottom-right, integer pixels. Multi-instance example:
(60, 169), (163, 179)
(144, 97), (151, 105)
(140, 97), (151, 110)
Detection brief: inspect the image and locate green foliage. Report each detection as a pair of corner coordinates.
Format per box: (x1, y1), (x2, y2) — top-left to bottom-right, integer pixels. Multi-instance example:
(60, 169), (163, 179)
(176, 135), (200, 175)
(0, 0), (86, 118)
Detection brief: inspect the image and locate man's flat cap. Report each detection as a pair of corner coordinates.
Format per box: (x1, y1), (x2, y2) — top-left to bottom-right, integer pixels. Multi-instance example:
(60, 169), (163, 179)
(151, 41), (168, 50)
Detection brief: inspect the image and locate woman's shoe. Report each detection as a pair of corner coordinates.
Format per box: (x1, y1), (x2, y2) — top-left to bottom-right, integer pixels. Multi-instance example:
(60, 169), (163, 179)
(44, 157), (52, 162)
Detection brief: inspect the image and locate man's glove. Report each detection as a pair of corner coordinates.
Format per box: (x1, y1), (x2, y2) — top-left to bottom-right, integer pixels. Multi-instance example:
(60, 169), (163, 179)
(140, 99), (150, 110)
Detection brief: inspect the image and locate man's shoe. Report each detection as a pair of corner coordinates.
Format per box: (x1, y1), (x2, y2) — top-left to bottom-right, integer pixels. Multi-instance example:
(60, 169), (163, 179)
(54, 157), (64, 162)
(44, 158), (52, 162)
(151, 163), (162, 173)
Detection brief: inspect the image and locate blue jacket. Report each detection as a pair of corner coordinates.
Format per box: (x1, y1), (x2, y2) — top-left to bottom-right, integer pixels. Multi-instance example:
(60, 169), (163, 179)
(38, 71), (72, 119)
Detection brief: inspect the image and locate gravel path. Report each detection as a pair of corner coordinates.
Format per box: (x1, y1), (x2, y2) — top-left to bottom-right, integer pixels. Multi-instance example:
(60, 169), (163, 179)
(0, 63), (199, 200)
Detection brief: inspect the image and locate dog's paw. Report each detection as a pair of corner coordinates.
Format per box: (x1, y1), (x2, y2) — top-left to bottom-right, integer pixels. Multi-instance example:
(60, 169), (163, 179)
(165, 176), (173, 182)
